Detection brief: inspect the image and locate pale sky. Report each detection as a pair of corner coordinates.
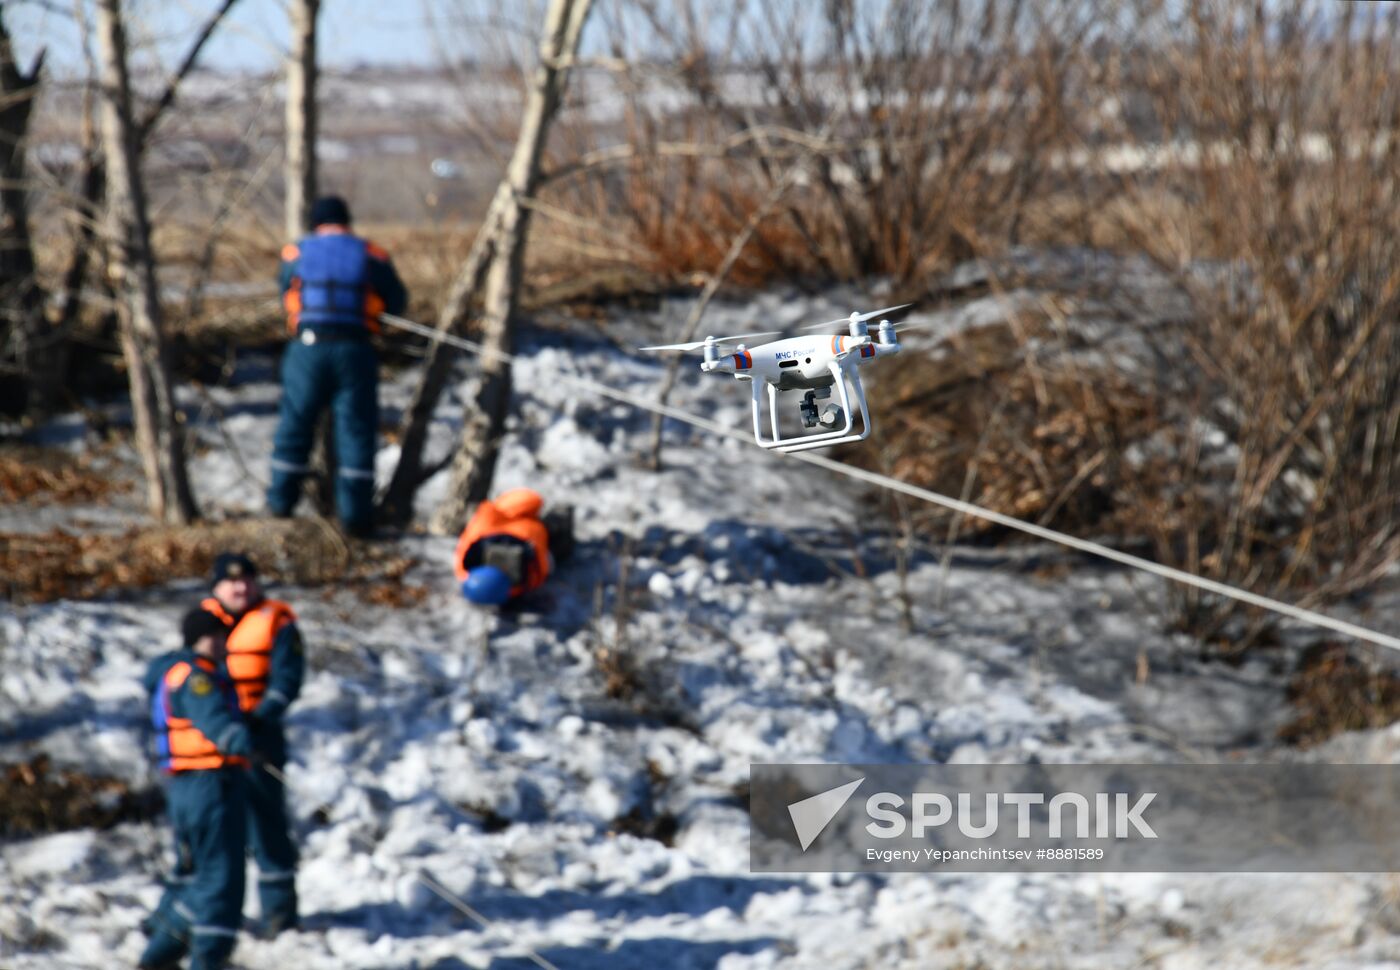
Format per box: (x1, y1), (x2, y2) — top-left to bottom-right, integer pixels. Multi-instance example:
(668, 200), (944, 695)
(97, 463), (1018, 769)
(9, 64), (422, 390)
(7, 0), (526, 77)
(8, 1), (1372, 82)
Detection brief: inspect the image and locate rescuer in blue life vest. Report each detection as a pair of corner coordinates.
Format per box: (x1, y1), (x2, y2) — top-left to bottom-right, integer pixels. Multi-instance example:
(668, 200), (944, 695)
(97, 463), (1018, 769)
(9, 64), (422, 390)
(268, 195), (408, 537)
(140, 609), (252, 970)
(201, 551), (304, 937)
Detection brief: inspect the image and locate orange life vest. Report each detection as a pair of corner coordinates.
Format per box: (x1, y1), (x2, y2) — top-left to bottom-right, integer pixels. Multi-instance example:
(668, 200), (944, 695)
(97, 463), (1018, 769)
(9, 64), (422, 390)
(453, 488), (551, 596)
(202, 597), (297, 712)
(152, 657), (248, 773)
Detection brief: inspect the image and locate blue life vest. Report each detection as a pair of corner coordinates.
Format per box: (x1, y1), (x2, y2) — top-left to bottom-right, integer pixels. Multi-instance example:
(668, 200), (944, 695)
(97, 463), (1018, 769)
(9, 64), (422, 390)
(294, 234), (371, 327)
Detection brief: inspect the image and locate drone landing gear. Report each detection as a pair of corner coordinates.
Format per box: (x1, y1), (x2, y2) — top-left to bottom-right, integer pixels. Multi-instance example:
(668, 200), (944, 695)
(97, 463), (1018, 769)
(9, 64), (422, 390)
(751, 362), (872, 453)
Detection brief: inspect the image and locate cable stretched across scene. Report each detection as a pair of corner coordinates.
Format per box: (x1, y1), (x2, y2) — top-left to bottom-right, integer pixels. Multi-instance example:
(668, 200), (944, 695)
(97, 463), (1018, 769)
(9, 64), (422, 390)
(378, 312), (1400, 653)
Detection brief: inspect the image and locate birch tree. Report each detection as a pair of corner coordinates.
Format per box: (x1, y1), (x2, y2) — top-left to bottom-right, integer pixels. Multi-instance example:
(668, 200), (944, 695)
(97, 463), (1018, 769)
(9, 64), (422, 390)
(281, 0), (338, 512)
(376, 191), (503, 526)
(380, 0), (592, 532)
(284, 0), (318, 240)
(94, 0), (197, 523)
(54, 0), (239, 367)
(427, 0), (593, 534)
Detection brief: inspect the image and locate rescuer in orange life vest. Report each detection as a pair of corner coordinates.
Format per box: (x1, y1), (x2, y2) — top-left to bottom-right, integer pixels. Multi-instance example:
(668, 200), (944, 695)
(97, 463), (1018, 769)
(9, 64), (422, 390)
(454, 489), (573, 606)
(201, 552), (304, 937)
(140, 608), (252, 970)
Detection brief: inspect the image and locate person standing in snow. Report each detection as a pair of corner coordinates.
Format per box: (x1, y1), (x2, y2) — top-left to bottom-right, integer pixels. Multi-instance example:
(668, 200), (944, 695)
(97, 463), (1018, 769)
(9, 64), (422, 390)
(200, 552), (304, 937)
(140, 608), (252, 970)
(267, 195), (408, 538)
(454, 489), (573, 605)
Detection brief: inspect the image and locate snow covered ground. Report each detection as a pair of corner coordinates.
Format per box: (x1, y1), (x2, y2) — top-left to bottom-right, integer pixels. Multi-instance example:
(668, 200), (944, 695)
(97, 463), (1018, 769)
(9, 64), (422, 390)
(4, 287), (1400, 969)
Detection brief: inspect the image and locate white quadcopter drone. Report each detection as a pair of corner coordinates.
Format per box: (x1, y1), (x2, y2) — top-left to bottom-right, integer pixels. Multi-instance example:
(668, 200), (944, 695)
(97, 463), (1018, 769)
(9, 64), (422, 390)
(641, 303), (914, 453)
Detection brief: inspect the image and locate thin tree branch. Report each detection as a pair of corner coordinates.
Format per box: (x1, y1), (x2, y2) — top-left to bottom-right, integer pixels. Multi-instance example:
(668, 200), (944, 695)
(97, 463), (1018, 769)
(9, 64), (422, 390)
(135, 0), (240, 144)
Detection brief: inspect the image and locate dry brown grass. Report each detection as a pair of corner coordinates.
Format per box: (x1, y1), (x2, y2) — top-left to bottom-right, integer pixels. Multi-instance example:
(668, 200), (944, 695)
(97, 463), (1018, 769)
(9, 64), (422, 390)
(856, 320), (1159, 540)
(324, 552), (431, 610)
(28, 211), (661, 363)
(1279, 643), (1400, 747)
(0, 446), (131, 505)
(619, 179), (836, 287)
(0, 517), (410, 604)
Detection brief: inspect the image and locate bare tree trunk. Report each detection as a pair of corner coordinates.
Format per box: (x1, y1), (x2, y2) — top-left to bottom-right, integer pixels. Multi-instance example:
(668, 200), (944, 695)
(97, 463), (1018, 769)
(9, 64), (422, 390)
(95, 0), (197, 524)
(283, 0), (331, 511)
(284, 0), (318, 240)
(53, 0), (238, 398)
(376, 189), (505, 526)
(53, 111), (100, 345)
(0, 11), (48, 416)
(428, 0), (592, 535)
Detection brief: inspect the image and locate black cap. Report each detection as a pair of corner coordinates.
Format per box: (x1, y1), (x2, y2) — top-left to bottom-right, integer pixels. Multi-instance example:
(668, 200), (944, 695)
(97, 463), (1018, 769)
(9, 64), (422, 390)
(309, 195), (351, 229)
(181, 608), (228, 648)
(211, 552), (257, 587)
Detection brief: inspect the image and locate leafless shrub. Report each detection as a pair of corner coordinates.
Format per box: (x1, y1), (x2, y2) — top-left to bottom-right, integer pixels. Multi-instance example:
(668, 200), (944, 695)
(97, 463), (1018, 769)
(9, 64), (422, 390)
(855, 1), (1400, 647)
(539, 0), (1100, 285)
(859, 316), (1158, 539)
(1100, 0), (1400, 644)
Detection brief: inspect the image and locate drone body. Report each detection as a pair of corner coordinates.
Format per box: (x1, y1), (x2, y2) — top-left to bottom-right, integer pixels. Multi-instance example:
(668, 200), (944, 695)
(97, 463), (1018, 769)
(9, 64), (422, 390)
(642, 304), (912, 453)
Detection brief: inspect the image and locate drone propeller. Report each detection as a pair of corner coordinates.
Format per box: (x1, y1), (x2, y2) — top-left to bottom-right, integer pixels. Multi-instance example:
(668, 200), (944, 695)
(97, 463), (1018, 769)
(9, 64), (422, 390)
(801, 303), (914, 332)
(639, 330), (780, 352)
(889, 319), (937, 333)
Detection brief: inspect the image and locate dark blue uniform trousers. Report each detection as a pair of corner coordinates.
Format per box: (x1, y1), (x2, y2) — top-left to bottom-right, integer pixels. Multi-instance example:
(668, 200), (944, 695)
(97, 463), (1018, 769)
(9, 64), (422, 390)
(247, 722), (298, 927)
(141, 769), (246, 970)
(267, 337), (378, 533)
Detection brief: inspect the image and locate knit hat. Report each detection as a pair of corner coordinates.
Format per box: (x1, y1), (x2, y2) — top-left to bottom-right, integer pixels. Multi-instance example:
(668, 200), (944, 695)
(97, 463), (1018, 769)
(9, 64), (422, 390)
(309, 195), (351, 229)
(211, 551), (257, 586)
(181, 608), (228, 648)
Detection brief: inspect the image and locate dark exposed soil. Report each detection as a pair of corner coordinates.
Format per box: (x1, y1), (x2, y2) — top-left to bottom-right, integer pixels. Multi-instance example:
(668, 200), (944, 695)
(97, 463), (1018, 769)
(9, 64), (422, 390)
(0, 754), (165, 840)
